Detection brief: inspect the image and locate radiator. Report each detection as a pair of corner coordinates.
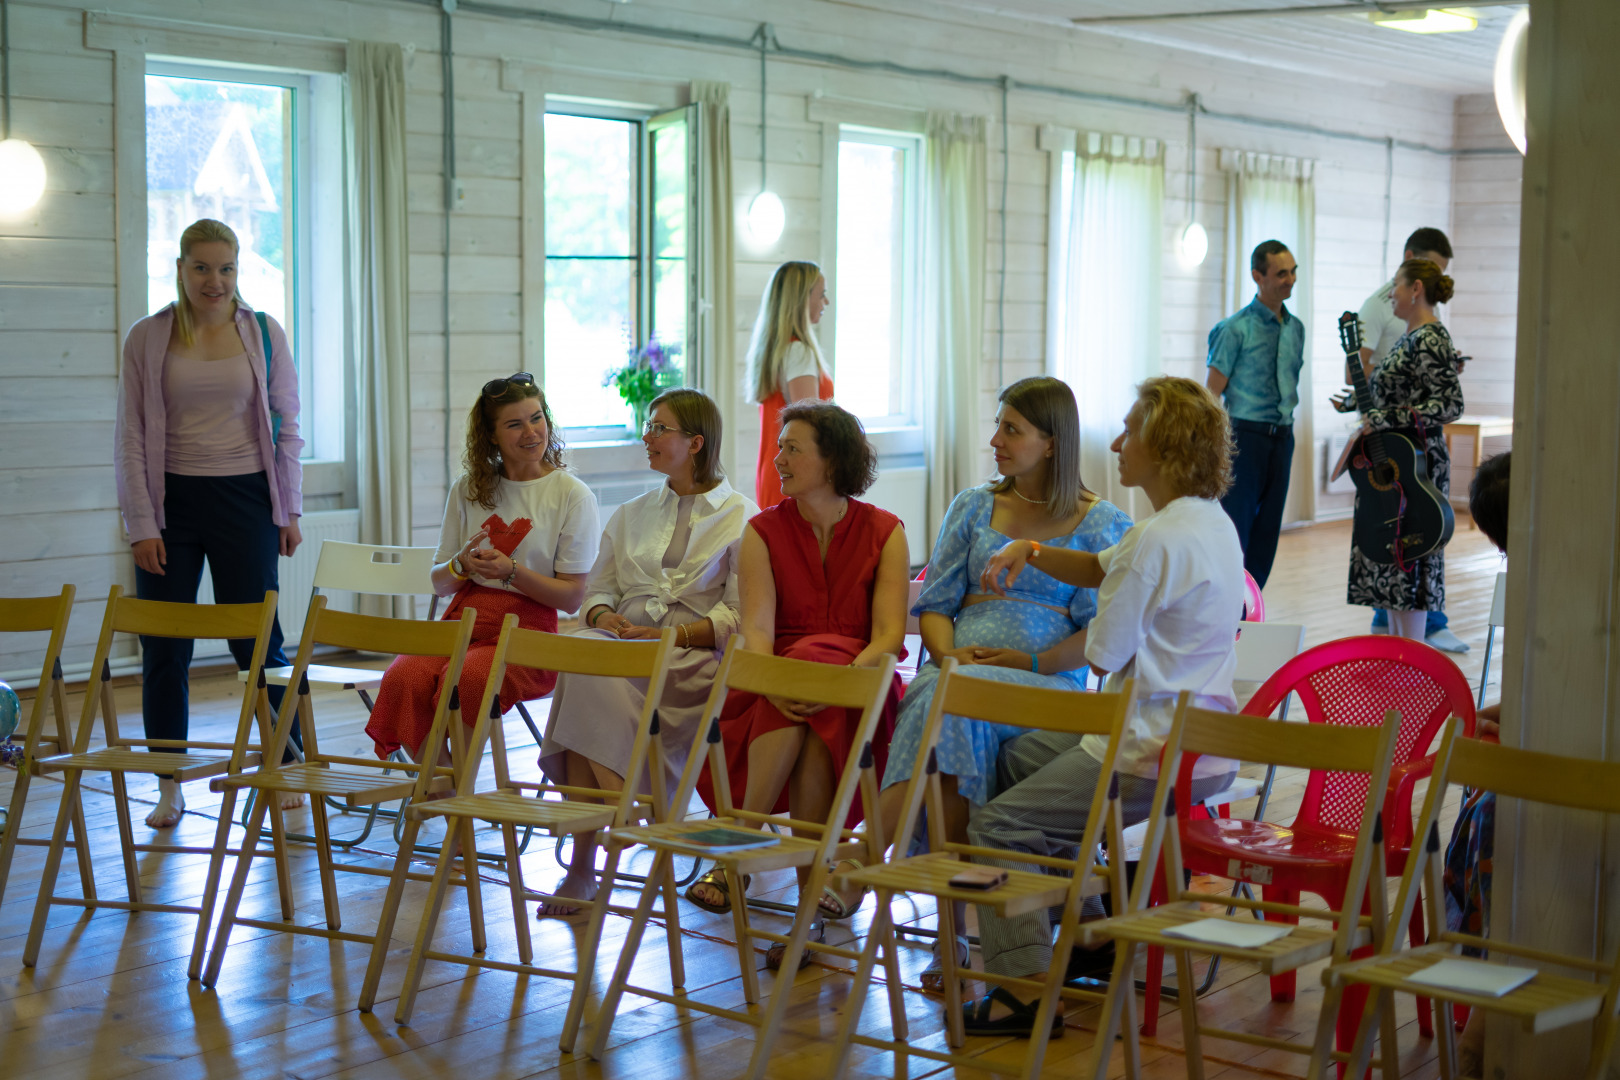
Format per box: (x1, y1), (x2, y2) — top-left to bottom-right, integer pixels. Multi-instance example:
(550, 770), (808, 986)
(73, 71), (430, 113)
(193, 508), (361, 660)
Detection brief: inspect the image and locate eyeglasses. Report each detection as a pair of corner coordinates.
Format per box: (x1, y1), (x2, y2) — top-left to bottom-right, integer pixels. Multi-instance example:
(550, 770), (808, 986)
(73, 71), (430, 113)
(482, 372), (536, 397)
(642, 421), (691, 439)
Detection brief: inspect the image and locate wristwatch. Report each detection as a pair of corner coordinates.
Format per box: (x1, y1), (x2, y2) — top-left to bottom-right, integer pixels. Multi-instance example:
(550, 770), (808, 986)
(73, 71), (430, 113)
(449, 555), (469, 580)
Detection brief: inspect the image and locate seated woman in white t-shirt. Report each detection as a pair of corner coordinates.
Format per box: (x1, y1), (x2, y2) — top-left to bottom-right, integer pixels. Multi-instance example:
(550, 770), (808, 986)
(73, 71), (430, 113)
(955, 375), (1245, 1037)
(744, 260), (833, 509)
(365, 375), (600, 765)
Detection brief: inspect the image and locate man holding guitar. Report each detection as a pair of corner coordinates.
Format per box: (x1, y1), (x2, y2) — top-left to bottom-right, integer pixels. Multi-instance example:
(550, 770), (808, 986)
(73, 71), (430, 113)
(1206, 240), (1305, 589)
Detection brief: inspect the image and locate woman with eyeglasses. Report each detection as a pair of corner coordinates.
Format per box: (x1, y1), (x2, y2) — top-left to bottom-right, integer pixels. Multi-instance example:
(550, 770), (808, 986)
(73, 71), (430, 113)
(535, 389), (758, 916)
(363, 374), (600, 767)
(746, 260), (832, 510)
(115, 218), (305, 828)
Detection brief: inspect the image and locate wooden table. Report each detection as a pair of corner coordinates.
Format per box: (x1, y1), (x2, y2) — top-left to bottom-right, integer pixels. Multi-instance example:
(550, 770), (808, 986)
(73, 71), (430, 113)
(1444, 415), (1513, 522)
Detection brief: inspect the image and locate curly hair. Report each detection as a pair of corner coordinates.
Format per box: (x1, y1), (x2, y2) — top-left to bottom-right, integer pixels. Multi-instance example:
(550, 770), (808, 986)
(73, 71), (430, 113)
(988, 376), (1093, 518)
(777, 400), (878, 498)
(461, 379), (566, 510)
(1133, 376), (1234, 500)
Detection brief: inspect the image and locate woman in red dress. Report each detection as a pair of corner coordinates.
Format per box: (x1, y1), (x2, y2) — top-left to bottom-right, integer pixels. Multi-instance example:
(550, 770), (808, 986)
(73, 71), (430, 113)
(692, 401), (909, 966)
(746, 261), (833, 509)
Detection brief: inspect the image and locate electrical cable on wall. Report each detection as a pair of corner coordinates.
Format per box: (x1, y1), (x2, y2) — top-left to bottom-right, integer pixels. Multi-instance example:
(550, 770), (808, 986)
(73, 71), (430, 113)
(441, 0), (457, 492)
(997, 76), (1009, 387)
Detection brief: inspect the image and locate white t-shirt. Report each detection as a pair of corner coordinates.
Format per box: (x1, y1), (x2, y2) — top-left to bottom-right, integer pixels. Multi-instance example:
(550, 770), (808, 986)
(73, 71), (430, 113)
(1358, 278), (1408, 366)
(779, 340), (824, 396)
(436, 469), (601, 596)
(1080, 496), (1245, 779)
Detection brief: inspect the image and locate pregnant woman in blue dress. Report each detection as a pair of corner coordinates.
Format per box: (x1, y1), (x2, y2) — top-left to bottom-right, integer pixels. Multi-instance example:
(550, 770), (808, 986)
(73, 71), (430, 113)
(871, 376), (1130, 989)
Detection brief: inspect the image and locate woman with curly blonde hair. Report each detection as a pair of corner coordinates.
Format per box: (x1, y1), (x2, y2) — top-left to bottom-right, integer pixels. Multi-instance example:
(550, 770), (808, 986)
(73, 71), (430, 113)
(364, 375), (600, 764)
(958, 376), (1244, 1035)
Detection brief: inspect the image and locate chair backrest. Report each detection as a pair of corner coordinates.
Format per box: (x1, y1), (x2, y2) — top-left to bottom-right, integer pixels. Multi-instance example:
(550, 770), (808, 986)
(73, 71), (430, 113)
(1489, 570), (1507, 628)
(464, 618), (677, 822)
(312, 540), (437, 597)
(1242, 570), (1266, 622)
(0, 586), (75, 758)
(1242, 634), (1475, 835)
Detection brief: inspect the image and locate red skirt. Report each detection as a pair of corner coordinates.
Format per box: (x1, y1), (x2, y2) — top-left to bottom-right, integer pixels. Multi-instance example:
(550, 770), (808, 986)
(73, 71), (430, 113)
(696, 633), (902, 830)
(363, 584), (557, 760)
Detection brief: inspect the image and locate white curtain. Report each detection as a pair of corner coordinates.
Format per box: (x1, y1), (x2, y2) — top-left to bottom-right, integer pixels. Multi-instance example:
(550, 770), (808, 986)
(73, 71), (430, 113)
(922, 111), (986, 548)
(346, 42), (412, 617)
(1222, 150), (1317, 524)
(1054, 133), (1163, 522)
(692, 81), (737, 480)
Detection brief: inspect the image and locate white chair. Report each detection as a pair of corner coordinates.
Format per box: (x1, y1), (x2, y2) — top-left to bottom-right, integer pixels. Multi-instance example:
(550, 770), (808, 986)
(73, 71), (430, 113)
(1478, 570), (1507, 709)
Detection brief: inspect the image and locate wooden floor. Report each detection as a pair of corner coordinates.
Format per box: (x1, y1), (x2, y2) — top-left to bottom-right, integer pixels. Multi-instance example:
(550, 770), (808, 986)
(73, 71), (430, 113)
(0, 518), (1500, 1079)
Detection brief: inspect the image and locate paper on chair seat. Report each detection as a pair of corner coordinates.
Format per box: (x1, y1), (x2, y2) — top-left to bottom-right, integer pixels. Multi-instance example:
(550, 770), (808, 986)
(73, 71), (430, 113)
(1406, 958), (1536, 998)
(1160, 917), (1294, 949)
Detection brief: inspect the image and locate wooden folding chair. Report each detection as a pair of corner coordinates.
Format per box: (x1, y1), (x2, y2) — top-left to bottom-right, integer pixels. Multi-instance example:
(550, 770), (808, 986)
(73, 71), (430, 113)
(1082, 694), (1403, 1080)
(827, 660), (1137, 1079)
(585, 640), (899, 1079)
(200, 595), (478, 988)
(1321, 722), (1620, 1080)
(0, 586), (96, 907)
(22, 586), (285, 977)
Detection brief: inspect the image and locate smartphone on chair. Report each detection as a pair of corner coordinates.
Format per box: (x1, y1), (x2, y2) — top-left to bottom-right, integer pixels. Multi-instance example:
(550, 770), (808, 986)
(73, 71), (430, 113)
(948, 868), (1008, 890)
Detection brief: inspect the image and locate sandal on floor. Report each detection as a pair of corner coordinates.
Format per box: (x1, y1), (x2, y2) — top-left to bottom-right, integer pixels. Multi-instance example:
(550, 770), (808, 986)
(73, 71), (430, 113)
(818, 858), (868, 920)
(920, 934), (970, 995)
(960, 986), (1065, 1039)
(684, 869), (749, 915)
(765, 923), (825, 973)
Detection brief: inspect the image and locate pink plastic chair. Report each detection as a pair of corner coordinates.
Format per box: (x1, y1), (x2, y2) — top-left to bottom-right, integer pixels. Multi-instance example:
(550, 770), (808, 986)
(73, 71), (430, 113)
(1242, 569), (1266, 622)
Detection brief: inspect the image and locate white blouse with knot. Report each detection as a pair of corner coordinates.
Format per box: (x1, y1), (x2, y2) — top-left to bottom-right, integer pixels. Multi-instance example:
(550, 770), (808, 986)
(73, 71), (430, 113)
(580, 478), (759, 646)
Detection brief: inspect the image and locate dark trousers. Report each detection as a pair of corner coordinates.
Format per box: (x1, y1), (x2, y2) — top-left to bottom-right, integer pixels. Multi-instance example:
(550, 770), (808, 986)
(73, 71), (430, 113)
(1219, 421), (1294, 589)
(133, 472), (299, 755)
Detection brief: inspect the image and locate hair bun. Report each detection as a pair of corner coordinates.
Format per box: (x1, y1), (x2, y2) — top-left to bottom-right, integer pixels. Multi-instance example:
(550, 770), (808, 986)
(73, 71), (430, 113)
(1433, 274), (1455, 305)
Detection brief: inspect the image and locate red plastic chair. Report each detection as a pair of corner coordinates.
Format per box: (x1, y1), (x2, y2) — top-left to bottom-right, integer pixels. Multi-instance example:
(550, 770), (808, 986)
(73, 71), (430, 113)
(1138, 635), (1474, 1067)
(1242, 569), (1266, 622)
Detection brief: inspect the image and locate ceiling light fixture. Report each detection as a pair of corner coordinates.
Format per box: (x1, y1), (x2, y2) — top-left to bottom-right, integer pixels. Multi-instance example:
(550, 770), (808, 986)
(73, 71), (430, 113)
(0, 0), (48, 217)
(1493, 8), (1528, 155)
(1177, 93), (1208, 269)
(1370, 8), (1479, 33)
(745, 23), (785, 248)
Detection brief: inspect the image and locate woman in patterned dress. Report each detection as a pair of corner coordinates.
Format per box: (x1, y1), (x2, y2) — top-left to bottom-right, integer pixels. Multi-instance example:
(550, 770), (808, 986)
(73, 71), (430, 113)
(1346, 258), (1464, 640)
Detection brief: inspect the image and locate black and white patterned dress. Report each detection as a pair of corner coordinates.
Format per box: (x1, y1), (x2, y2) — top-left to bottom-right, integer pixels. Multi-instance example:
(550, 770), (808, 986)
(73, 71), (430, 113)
(1346, 321), (1465, 611)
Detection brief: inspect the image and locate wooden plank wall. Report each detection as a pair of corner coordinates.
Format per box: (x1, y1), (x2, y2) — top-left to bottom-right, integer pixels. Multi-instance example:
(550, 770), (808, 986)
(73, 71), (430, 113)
(0, 0), (1468, 679)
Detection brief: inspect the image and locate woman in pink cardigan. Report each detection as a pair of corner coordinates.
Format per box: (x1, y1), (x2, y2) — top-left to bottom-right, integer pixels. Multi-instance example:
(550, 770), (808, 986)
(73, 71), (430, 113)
(115, 218), (305, 828)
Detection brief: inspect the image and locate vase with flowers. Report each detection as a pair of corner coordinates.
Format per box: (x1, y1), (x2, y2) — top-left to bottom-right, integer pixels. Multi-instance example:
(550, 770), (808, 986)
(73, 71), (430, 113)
(604, 338), (684, 434)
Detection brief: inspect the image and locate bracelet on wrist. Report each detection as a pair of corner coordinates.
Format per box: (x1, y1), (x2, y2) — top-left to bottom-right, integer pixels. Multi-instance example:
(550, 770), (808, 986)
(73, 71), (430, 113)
(678, 624), (689, 648)
(449, 555), (470, 581)
(502, 564), (519, 589)
(1029, 651), (1040, 673)
(1028, 540), (1042, 562)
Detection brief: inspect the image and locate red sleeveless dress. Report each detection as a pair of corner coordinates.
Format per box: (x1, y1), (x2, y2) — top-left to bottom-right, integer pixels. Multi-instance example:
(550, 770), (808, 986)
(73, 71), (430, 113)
(754, 368), (835, 510)
(698, 498), (905, 828)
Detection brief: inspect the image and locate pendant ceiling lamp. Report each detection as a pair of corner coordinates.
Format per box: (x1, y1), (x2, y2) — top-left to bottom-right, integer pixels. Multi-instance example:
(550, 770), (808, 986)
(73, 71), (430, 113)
(1493, 8), (1529, 155)
(1177, 93), (1208, 269)
(0, 0), (48, 217)
(745, 23), (784, 247)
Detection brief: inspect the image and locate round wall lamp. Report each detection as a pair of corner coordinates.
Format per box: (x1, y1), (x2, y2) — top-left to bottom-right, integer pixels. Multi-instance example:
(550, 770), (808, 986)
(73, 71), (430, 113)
(746, 190), (785, 247)
(0, 0), (48, 216)
(1177, 93), (1208, 268)
(1493, 8), (1529, 155)
(1178, 221), (1209, 269)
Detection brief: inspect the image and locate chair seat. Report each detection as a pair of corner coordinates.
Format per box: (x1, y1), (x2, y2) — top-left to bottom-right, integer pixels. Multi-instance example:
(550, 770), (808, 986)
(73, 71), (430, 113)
(239, 664), (386, 691)
(34, 747), (251, 783)
(414, 790), (618, 833)
(213, 762), (436, 805)
(1331, 947), (1606, 1035)
(1182, 818), (1361, 881)
(837, 851), (1102, 918)
(608, 818), (828, 875)
(1079, 903), (1364, 975)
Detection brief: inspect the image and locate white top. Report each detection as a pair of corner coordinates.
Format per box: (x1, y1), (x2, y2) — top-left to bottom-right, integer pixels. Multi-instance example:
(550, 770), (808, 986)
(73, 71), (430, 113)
(780, 340), (823, 395)
(1357, 278), (1408, 366)
(436, 469), (601, 595)
(1080, 496), (1245, 779)
(581, 478), (759, 647)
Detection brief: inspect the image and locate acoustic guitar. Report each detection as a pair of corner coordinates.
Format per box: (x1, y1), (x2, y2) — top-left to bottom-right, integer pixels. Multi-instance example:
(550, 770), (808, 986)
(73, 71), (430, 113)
(1332, 311), (1454, 566)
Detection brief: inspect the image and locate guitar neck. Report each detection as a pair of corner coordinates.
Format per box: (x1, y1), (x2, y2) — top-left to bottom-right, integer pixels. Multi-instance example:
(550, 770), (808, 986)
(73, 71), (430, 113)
(1345, 347), (1388, 464)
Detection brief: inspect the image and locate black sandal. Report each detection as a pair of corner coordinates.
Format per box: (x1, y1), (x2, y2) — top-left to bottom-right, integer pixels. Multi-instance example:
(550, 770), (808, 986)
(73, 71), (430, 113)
(765, 923), (824, 973)
(684, 869), (750, 915)
(959, 987), (1064, 1038)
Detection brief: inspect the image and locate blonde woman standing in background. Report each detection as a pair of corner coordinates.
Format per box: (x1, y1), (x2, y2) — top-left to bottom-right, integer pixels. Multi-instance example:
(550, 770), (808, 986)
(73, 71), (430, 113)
(746, 261), (833, 509)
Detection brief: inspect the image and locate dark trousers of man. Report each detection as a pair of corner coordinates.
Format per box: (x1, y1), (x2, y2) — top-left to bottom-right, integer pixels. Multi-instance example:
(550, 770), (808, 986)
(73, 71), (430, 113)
(1220, 420), (1294, 589)
(133, 472), (300, 757)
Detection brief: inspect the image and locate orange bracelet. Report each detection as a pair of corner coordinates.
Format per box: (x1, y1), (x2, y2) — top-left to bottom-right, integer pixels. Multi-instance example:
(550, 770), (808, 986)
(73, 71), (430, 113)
(1029, 540), (1042, 561)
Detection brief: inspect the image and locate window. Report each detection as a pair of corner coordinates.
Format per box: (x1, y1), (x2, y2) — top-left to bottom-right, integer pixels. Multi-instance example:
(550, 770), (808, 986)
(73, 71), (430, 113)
(833, 128), (922, 427)
(145, 62), (344, 462)
(543, 106), (696, 436)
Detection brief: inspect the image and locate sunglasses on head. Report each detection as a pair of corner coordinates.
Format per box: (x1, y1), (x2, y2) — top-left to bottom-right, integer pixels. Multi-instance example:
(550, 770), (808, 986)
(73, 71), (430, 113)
(482, 372), (536, 397)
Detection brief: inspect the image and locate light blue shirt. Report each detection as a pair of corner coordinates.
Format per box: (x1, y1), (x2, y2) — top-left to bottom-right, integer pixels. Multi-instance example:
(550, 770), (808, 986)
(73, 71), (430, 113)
(1206, 296), (1306, 426)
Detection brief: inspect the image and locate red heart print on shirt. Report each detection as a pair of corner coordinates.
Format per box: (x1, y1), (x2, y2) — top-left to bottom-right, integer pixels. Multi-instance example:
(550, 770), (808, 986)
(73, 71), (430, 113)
(481, 514), (533, 556)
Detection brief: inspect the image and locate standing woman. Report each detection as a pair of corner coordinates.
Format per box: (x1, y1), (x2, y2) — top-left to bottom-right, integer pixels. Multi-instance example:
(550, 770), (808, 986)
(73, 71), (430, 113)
(364, 376), (599, 767)
(116, 218), (304, 829)
(746, 261), (832, 509)
(1346, 259), (1464, 640)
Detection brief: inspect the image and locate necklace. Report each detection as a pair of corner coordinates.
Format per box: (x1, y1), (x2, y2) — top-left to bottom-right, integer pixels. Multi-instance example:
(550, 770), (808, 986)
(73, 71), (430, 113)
(1010, 484), (1043, 505)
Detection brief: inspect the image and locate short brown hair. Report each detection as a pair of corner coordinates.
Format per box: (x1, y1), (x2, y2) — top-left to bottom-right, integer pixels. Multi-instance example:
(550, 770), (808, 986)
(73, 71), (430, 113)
(1398, 258), (1455, 306)
(1133, 376), (1234, 500)
(649, 387), (724, 487)
(777, 400), (878, 498)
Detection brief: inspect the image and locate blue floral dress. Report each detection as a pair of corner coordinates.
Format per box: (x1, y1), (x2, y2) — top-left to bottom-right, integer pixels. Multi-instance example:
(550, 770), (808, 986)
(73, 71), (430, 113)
(882, 487), (1132, 806)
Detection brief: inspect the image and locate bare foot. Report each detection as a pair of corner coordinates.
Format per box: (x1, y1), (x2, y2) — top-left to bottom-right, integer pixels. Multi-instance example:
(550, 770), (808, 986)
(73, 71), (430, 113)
(537, 872), (598, 918)
(279, 791), (308, 811)
(145, 779), (185, 828)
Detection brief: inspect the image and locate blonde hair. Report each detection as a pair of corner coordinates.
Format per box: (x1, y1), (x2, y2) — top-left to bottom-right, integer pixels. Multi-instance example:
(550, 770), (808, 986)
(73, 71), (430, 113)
(1133, 376), (1235, 500)
(174, 218), (245, 347)
(744, 261), (826, 404)
(988, 376), (1094, 518)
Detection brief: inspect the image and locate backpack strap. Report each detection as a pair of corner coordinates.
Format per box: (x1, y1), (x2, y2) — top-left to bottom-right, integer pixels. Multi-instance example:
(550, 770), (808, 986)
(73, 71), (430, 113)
(254, 311), (282, 446)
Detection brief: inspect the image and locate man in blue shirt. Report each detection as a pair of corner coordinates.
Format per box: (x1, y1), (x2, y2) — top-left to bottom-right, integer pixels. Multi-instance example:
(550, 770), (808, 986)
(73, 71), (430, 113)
(1205, 239), (1304, 588)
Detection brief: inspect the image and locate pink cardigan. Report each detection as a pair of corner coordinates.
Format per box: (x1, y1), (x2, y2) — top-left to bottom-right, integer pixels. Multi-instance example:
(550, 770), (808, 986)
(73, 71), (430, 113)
(115, 303), (304, 543)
